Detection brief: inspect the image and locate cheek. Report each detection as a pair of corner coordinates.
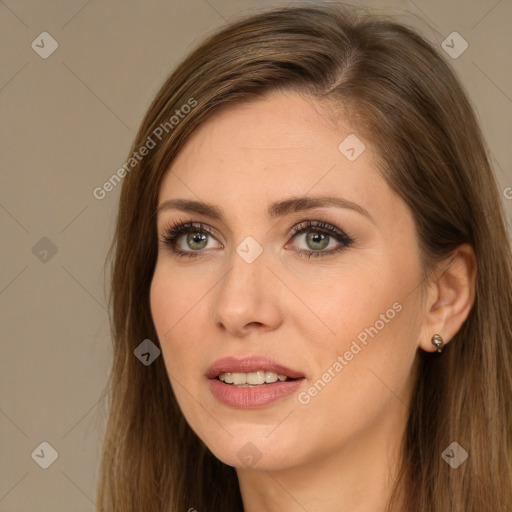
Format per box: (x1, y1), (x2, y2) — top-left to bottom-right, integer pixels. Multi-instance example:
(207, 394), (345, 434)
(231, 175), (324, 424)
(303, 278), (421, 418)
(149, 264), (213, 431)
(296, 300), (420, 453)
(286, 257), (411, 352)
(295, 253), (422, 397)
(149, 263), (206, 373)
(150, 258), (215, 329)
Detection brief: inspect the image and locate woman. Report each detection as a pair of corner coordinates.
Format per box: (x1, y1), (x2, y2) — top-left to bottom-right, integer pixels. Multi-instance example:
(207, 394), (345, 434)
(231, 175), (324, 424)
(96, 3), (512, 511)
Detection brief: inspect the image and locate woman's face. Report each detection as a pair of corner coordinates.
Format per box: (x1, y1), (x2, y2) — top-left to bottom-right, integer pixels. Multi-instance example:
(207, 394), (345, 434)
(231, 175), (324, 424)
(150, 91), (426, 471)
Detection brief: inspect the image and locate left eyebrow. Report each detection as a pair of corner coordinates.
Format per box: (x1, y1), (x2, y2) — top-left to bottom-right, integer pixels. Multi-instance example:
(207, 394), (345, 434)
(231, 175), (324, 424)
(156, 195), (374, 223)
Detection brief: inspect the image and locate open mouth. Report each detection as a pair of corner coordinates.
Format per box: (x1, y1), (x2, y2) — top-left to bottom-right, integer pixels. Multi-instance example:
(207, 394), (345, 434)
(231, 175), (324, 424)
(217, 370), (303, 387)
(207, 358), (306, 407)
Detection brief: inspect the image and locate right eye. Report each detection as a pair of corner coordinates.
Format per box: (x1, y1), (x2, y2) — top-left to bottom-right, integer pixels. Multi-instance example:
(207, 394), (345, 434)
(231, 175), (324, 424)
(159, 221), (223, 258)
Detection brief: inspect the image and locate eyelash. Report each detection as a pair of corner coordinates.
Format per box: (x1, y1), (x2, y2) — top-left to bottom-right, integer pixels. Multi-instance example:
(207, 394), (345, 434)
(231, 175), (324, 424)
(159, 219), (355, 260)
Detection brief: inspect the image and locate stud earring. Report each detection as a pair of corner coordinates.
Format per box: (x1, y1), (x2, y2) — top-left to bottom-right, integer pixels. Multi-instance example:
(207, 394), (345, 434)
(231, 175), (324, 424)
(431, 334), (445, 353)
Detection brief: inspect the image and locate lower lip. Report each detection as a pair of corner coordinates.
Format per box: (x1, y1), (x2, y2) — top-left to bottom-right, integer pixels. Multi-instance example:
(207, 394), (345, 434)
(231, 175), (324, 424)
(208, 377), (304, 408)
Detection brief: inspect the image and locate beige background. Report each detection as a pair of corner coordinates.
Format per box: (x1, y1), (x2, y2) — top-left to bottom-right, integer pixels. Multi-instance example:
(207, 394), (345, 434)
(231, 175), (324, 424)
(0, 0), (511, 510)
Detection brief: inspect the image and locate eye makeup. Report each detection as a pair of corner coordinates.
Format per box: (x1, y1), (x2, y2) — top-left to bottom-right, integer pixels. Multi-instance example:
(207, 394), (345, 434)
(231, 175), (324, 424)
(158, 218), (355, 259)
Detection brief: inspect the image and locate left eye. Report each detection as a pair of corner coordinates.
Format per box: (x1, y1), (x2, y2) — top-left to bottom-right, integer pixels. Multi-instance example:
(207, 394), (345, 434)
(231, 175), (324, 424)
(159, 220), (355, 259)
(290, 230), (341, 252)
(285, 220), (354, 258)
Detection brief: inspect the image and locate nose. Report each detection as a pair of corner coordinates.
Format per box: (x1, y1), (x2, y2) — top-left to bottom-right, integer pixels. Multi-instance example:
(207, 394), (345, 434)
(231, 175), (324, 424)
(211, 244), (283, 337)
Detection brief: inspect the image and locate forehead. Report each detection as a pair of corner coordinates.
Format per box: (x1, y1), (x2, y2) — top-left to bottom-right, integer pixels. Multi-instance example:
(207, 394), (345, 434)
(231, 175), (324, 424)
(158, 91), (397, 227)
(172, 92), (345, 162)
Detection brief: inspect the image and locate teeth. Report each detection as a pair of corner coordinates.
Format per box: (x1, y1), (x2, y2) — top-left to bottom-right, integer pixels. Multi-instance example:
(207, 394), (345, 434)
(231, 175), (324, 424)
(265, 371), (279, 383)
(218, 371), (289, 386)
(247, 371), (266, 385)
(232, 373), (246, 385)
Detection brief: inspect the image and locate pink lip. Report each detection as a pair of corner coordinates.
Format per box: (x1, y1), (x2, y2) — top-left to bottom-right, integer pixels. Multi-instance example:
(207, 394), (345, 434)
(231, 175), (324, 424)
(206, 356), (306, 409)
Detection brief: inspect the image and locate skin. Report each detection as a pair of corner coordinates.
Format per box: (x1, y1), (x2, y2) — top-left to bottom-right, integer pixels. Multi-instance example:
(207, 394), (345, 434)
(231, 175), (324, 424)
(150, 90), (476, 512)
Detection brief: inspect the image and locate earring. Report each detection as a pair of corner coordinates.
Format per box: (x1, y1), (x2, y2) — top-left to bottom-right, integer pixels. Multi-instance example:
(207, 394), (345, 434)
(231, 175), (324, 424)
(431, 334), (445, 353)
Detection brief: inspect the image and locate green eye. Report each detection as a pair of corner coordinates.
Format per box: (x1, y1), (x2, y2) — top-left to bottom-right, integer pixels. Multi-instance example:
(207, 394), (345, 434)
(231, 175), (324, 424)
(160, 220), (354, 259)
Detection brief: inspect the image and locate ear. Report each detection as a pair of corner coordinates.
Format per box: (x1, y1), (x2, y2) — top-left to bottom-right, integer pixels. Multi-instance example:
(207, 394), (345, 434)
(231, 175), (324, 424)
(419, 243), (477, 353)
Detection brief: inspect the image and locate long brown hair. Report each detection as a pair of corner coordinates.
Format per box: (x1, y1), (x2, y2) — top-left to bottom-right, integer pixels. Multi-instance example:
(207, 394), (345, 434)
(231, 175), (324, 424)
(96, 3), (512, 511)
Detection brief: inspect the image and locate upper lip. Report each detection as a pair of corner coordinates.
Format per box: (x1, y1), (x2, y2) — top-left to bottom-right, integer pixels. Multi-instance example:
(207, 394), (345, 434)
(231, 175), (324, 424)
(207, 356), (305, 380)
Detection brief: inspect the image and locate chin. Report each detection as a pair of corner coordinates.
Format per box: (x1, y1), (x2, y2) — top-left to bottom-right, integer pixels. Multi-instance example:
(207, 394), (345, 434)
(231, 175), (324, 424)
(199, 427), (303, 471)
